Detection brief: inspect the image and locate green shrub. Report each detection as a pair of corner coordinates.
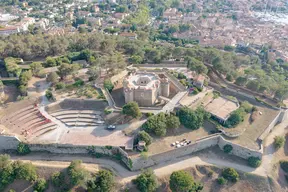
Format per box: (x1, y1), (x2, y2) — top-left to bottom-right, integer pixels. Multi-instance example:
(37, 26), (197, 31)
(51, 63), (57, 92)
(146, 112), (154, 117)
(55, 82), (65, 90)
(33, 178), (47, 192)
(280, 161), (288, 173)
(51, 171), (65, 187)
(68, 160), (89, 186)
(207, 170), (213, 178)
(104, 108), (113, 114)
(13, 161), (37, 181)
(17, 143), (30, 155)
(274, 136), (286, 150)
(45, 90), (53, 100)
(8, 189), (16, 192)
(133, 169), (158, 192)
(137, 131), (153, 146)
(169, 170), (203, 192)
(87, 170), (115, 192)
(105, 145), (113, 150)
(0, 154), (15, 189)
(223, 144), (233, 154)
(104, 79), (114, 92)
(247, 157), (262, 168)
(222, 168), (239, 182)
(73, 79), (84, 87)
(240, 101), (253, 113)
(122, 102), (142, 119)
(217, 177), (227, 185)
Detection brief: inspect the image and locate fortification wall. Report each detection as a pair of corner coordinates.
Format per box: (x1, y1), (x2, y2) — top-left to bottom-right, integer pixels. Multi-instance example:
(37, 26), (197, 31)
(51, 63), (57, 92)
(130, 135), (219, 171)
(278, 109), (288, 123)
(45, 98), (108, 113)
(130, 135), (263, 171)
(258, 110), (283, 141)
(0, 134), (264, 171)
(218, 137), (262, 159)
(0, 135), (20, 151)
(134, 64), (187, 68)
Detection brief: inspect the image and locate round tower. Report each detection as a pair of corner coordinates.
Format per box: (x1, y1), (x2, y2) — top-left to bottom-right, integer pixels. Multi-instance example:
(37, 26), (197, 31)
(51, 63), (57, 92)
(161, 78), (170, 98)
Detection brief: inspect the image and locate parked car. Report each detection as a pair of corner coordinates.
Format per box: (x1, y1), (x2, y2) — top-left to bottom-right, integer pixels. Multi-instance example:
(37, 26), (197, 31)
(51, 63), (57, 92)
(107, 125), (116, 130)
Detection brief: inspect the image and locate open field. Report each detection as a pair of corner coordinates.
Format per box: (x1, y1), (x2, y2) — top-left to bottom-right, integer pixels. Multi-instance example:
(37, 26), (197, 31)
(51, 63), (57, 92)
(224, 105), (279, 150)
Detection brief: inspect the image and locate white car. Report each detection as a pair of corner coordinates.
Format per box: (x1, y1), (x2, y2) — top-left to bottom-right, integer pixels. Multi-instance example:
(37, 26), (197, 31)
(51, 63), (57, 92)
(107, 125), (116, 130)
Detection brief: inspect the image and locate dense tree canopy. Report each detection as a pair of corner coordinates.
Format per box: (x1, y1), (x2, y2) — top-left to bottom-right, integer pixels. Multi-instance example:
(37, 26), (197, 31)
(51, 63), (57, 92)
(133, 169), (158, 192)
(177, 107), (210, 130)
(142, 112), (180, 136)
(169, 170), (203, 192)
(87, 170), (115, 192)
(122, 101), (142, 119)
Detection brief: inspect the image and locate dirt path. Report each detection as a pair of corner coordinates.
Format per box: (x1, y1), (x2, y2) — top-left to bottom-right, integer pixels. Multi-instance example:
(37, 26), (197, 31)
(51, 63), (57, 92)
(10, 150), (266, 185)
(262, 118), (288, 175)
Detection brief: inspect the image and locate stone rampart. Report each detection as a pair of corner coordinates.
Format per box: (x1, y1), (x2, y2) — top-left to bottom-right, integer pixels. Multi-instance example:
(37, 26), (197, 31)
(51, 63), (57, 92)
(130, 135), (262, 171)
(0, 135), (20, 151)
(130, 135), (220, 171)
(258, 110), (283, 141)
(134, 64), (187, 68)
(218, 136), (262, 159)
(0, 134), (264, 171)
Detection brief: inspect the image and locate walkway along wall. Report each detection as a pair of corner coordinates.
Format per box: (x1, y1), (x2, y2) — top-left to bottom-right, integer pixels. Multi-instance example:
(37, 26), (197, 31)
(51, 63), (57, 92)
(0, 134), (262, 171)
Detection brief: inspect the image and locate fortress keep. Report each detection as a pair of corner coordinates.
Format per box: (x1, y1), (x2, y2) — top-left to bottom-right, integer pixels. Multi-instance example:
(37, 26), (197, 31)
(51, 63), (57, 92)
(123, 72), (170, 107)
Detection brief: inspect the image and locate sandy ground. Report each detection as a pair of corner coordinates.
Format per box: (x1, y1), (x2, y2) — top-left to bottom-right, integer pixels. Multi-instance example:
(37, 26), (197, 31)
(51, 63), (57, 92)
(262, 116), (288, 191)
(9, 147), (267, 185)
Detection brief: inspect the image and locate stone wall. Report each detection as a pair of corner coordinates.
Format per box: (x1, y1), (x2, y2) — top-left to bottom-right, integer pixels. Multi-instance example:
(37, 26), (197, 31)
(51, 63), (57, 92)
(0, 135), (20, 151)
(130, 135), (262, 171)
(130, 135), (220, 171)
(218, 136), (262, 159)
(0, 134), (264, 171)
(134, 64), (187, 68)
(258, 110), (283, 141)
(278, 109), (288, 123)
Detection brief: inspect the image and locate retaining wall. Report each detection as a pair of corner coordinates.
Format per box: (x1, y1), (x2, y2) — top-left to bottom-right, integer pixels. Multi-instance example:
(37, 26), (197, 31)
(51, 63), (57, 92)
(217, 137), (262, 159)
(130, 135), (262, 171)
(0, 134), (263, 171)
(134, 64), (187, 68)
(0, 135), (20, 151)
(258, 110), (283, 141)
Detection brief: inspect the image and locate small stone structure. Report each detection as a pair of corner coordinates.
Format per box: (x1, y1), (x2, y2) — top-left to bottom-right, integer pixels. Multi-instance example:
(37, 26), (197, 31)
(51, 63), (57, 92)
(123, 72), (170, 107)
(205, 96), (240, 124)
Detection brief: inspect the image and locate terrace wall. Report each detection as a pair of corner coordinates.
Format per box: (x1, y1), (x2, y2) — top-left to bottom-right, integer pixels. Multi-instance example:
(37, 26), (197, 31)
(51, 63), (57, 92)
(0, 134), (264, 171)
(130, 135), (262, 171)
(258, 110), (284, 141)
(0, 135), (20, 151)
